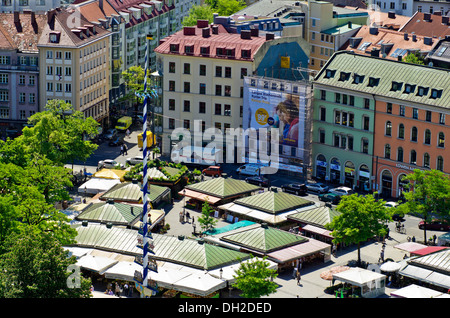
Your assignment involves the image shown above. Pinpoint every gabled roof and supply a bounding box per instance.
[100,181,170,203]
[75,0,121,24]
[185,177,261,199]
[340,25,437,61]
[233,190,314,214]
[76,200,142,225]
[314,51,450,108]
[220,224,308,253]
[287,205,341,228]
[399,12,450,38]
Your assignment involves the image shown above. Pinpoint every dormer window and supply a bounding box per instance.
[368,77,380,87]
[200,46,210,56]
[226,48,235,58]
[325,69,336,79]
[391,81,403,91]
[353,74,364,84]
[49,32,60,43]
[403,84,416,94]
[216,47,225,57]
[338,72,351,81]
[170,43,179,53]
[430,89,442,99]
[185,45,194,55]
[416,86,429,97]
[241,49,251,59]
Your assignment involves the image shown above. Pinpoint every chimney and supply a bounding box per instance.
[442,16,449,25]
[202,27,210,37]
[424,13,431,21]
[183,26,196,35]
[197,19,209,28]
[388,11,396,19]
[404,32,408,40]
[412,33,417,41]
[266,32,274,41]
[369,27,378,35]
[397,55,402,61]
[250,28,259,37]
[371,48,380,57]
[424,36,433,45]
[241,29,251,39]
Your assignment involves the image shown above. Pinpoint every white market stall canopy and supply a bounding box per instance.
[391,284,450,298]
[332,267,386,298]
[78,178,121,195]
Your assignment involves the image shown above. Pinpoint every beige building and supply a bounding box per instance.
[38,8,112,129]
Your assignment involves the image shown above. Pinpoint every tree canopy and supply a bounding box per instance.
[182,0,246,26]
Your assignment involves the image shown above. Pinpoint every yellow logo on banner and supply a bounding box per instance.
[255,108,269,125]
[281,56,290,68]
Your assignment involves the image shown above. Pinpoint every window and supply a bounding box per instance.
[437,156,444,171]
[240,68,247,79]
[439,113,445,125]
[411,127,418,142]
[399,105,405,116]
[65,67,71,76]
[199,83,206,95]
[215,85,221,96]
[0,74,7,84]
[56,82,62,92]
[386,103,392,114]
[410,150,417,165]
[398,124,404,139]
[364,98,370,109]
[19,92,25,103]
[199,102,206,114]
[65,83,71,92]
[215,104,221,115]
[168,118,175,129]
[320,90,326,100]
[0,56,10,64]
[385,121,392,136]
[0,90,9,101]
[199,65,206,76]
[412,108,418,119]
[19,75,25,85]
[215,66,222,77]
[183,82,190,93]
[169,80,175,91]
[438,132,445,147]
[224,104,231,116]
[46,82,53,92]
[320,107,326,121]
[169,62,175,73]
[319,129,325,143]
[335,93,341,103]
[417,86,429,97]
[334,110,341,125]
[363,116,369,130]
[225,67,231,78]
[391,81,402,91]
[404,84,415,94]
[385,144,391,159]
[168,99,175,111]
[183,63,190,74]
[423,153,430,168]
[46,66,53,75]
[424,129,431,145]
[426,111,432,122]
[397,147,403,162]
[362,138,369,154]
[224,85,231,97]
[183,100,190,112]
[65,51,71,60]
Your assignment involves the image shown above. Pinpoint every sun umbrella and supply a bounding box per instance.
[380,261,402,273]
[320,266,350,281]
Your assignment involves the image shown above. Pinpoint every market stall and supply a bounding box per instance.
[332,267,386,298]
[78,178,121,195]
[390,284,450,298]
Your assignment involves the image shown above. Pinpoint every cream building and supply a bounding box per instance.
[38,7,112,129]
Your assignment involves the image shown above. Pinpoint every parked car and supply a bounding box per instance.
[98,159,124,170]
[126,155,145,166]
[305,182,329,194]
[318,193,342,204]
[202,166,222,177]
[236,164,262,176]
[385,201,398,208]
[245,176,270,187]
[418,220,450,231]
[281,183,307,196]
[104,128,117,140]
[329,186,354,196]
[108,136,122,147]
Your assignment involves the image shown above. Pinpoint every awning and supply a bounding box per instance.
[411,246,448,256]
[76,254,118,273]
[179,189,222,204]
[267,237,331,263]
[394,242,427,253]
[101,261,143,281]
[390,284,445,298]
[399,264,450,289]
[301,224,334,239]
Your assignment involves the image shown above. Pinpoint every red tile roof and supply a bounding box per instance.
[154,23,269,61]
[399,12,450,38]
[340,25,437,61]
[76,0,120,23]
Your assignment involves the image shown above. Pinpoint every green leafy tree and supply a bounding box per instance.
[326,193,390,265]
[197,200,218,234]
[232,256,278,298]
[397,169,450,243]
[182,4,215,26]
[402,52,425,65]
[214,0,246,16]
[19,100,98,166]
[0,229,92,298]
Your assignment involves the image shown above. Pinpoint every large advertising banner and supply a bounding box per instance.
[243,78,306,159]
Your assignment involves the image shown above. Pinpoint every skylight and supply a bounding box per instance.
[358,42,371,51]
[391,48,407,58]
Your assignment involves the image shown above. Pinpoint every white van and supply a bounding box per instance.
[236,164,261,176]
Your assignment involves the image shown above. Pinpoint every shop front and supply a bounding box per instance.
[344,161,355,188]
[358,164,371,193]
[330,157,341,185]
[315,154,327,180]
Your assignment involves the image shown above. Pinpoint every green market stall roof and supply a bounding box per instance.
[185,177,261,199]
[99,180,170,204]
[233,190,314,214]
[72,223,251,270]
[76,200,142,226]
[287,205,341,228]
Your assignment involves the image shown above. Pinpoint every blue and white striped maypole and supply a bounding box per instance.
[141,33,153,295]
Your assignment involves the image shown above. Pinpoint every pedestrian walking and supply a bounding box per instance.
[120,145,124,156]
[128,284,134,297]
[296,271,301,286]
[123,283,129,296]
[115,282,121,297]
[332,244,337,257]
[179,211,183,223]
[186,211,190,223]
[126,129,130,139]
[123,143,128,155]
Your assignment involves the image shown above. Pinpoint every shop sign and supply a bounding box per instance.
[316,160,327,167]
[359,170,371,178]
[396,163,423,171]
[330,164,340,171]
[344,167,355,175]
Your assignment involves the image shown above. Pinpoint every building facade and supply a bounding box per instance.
[0,11,47,139]
[313,51,450,199]
[38,8,112,129]
[0,0,61,13]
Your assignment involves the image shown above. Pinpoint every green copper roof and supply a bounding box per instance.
[314,51,450,108]
[186,177,261,199]
[76,201,142,225]
[100,181,170,203]
[234,191,314,214]
[287,206,341,228]
[221,225,308,253]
